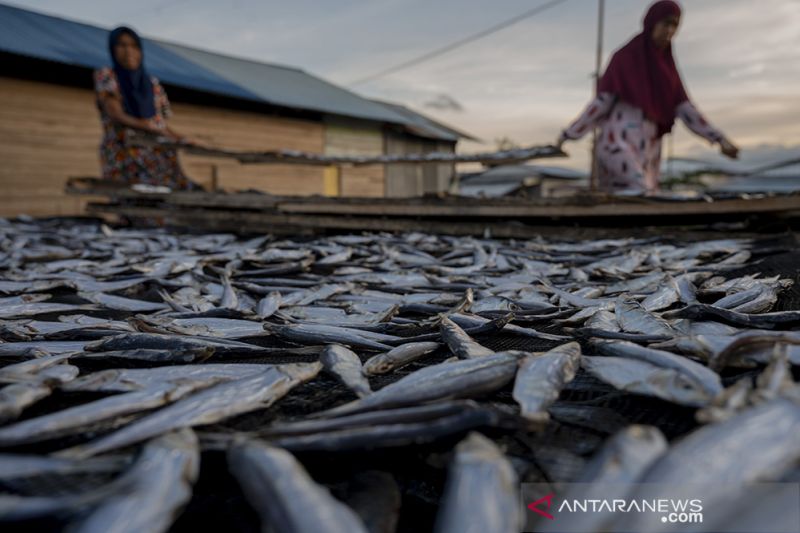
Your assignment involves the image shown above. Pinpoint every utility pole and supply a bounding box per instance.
[590,0,605,191]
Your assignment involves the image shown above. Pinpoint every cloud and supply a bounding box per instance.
[423,94,464,112]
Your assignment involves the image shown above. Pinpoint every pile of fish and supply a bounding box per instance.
[0,217,798,532]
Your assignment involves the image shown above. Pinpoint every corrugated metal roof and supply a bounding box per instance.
[0,3,469,140]
[373,100,478,142]
[0,4,259,100]
[460,164,587,184]
[157,41,406,125]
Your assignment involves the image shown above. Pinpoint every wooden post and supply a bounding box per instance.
[590,0,605,191]
[210,164,219,191]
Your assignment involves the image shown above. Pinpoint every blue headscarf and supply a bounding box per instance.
[108,26,156,119]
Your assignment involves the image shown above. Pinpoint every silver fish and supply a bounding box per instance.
[228,440,369,533]
[219,274,239,310]
[579,425,667,483]
[449,313,570,342]
[539,426,668,533]
[696,378,753,424]
[731,284,780,314]
[581,356,715,407]
[0,340,88,356]
[712,285,765,309]
[85,332,273,356]
[268,323,398,351]
[265,403,500,452]
[321,352,526,417]
[615,298,674,337]
[584,309,619,332]
[512,342,581,423]
[664,303,800,329]
[440,317,494,359]
[68,429,199,533]
[61,364,270,393]
[710,331,800,370]
[0,454,127,480]
[615,398,800,532]
[363,341,440,375]
[593,340,723,398]
[640,281,678,312]
[62,362,321,458]
[75,347,215,364]
[0,380,214,447]
[0,364,78,423]
[77,291,168,312]
[320,344,372,398]
[256,291,281,318]
[434,432,520,533]
[0,354,72,381]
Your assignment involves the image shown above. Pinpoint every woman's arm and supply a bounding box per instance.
[558,92,616,146]
[98,94,162,134]
[677,101,739,159]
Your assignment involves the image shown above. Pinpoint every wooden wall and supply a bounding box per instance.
[324,117,385,197]
[0,77,327,217]
[0,77,101,216]
[385,132,454,197]
[169,102,325,195]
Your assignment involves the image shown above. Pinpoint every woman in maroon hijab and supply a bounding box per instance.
[558,0,739,193]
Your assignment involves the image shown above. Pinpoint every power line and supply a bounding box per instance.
[347,0,568,87]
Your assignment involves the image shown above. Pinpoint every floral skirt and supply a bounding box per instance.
[100,139,199,191]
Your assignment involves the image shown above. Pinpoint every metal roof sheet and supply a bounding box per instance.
[157,41,407,124]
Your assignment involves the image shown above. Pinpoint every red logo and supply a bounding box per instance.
[528,493,555,520]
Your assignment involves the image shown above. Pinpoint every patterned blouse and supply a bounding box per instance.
[560,93,725,193]
[93,67,196,190]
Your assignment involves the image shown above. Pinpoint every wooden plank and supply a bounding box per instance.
[274,195,800,218]
[86,203,786,240]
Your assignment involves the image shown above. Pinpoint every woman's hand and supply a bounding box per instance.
[719,138,739,159]
[555,133,567,152]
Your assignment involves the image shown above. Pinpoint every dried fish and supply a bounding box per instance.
[615,398,800,532]
[68,429,199,533]
[268,323,397,351]
[615,298,674,337]
[77,291,168,312]
[581,356,715,407]
[321,352,526,417]
[255,291,281,318]
[228,440,369,533]
[539,426,668,533]
[74,347,214,364]
[0,454,127,480]
[434,432,520,533]
[320,344,372,398]
[363,341,440,375]
[0,380,212,446]
[61,364,270,393]
[593,340,723,397]
[0,364,78,423]
[512,342,581,423]
[84,332,275,356]
[665,303,800,329]
[62,362,321,458]
[440,316,494,359]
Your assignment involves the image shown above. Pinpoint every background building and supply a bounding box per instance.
[0,4,474,216]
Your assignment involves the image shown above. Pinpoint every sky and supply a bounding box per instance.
[10,0,800,170]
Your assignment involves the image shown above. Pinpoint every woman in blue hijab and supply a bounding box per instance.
[94,26,199,190]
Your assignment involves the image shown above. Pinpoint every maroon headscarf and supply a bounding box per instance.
[598,0,688,137]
